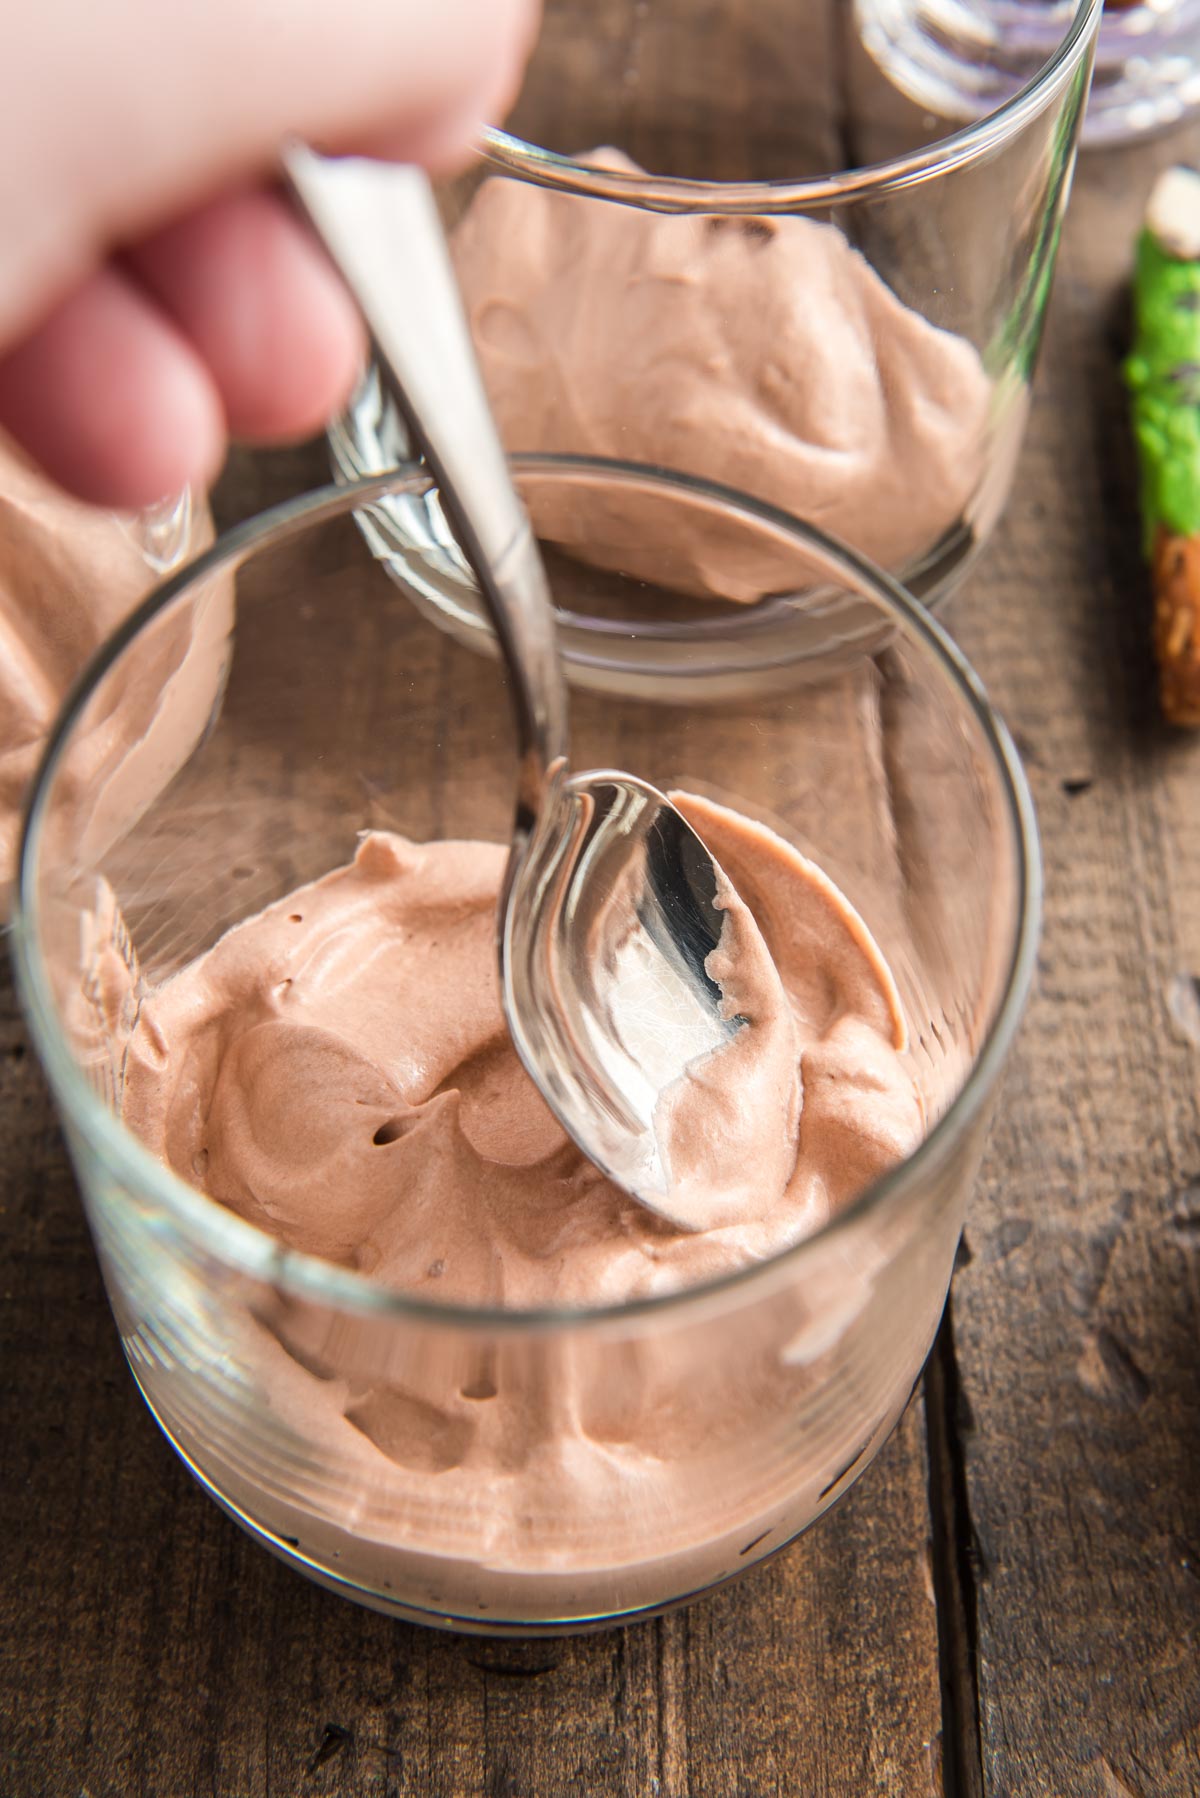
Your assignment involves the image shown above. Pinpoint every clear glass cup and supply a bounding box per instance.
[331,0,1098,701]
[12,461,1040,1633]
[861,0,1196,147]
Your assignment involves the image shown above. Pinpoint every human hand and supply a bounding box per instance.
[0,0,539,509]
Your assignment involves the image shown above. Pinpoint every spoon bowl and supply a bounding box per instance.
[505,769,743,1226]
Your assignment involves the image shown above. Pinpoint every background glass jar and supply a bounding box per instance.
[13,462,1040,1632]
[860,0,1197,147]
[331,0,1099,701]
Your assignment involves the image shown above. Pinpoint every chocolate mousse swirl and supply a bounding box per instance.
[123,795,923,1306]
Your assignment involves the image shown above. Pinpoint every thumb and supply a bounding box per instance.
[0,0,540,351]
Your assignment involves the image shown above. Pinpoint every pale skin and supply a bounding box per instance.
[0,0,540,509]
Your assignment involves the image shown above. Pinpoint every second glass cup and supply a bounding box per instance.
[14,460,1039,1632]
[332,0,1099,699]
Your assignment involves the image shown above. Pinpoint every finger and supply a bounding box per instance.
[1,0,540,349]
[126,186,365,444]
[0,264,225,511]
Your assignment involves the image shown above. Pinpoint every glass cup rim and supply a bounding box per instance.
[480,0,1101,213]
[12,456,1043,1333]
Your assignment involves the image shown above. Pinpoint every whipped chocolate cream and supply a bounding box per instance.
[123,796,922,1303]
[114,799,934,1619]
[450,151,992,601]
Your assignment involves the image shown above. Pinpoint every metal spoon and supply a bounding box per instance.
[284,145,747,1228]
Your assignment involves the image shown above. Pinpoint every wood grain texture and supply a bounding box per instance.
[944,137,1200,1798]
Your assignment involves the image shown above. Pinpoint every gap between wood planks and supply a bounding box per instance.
[925,1293,986,1798]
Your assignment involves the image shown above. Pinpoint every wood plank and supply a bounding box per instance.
[943,131,1200,1798]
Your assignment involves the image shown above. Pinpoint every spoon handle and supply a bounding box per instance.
[282,142,568,829]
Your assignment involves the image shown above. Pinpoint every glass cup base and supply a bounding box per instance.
[141,1360,914,1637]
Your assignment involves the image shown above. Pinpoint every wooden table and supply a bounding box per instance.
[3,28,1200,1798]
